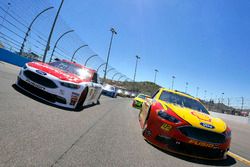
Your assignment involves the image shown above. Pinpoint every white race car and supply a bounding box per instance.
[16,59,103,110]
[124,90,131,97]
[102,84,117,98]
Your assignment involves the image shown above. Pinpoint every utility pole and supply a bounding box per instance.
[133,55,140,82]
[241,97,244,112]
[185,82,188,93]
[171,76,175,90]
[154,69,159,84]
[133,55,140,92]
[208,98,212,111]
[217,97,220,112]
[196,87,199,97]
[204,90,207,101]
[103,28,117,83]
[220,93,224,113]
[43,0,64,62]
[221,93,224,104]
[210,93,213,100]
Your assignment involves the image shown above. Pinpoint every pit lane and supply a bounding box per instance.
[0,62,249,167]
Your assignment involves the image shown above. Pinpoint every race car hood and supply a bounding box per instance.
[134,97,145,103]
[27,62,89,83]
[162,102,227,133]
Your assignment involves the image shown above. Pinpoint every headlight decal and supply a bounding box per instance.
[157,110,180,123]
[60,82,80,89]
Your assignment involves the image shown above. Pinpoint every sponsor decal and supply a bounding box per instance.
[26,79,45,90]
[29,62,92,83]
[160,123,172,131]
[35,70,47,75]
[89,89,97,101]
[200,122,215,129]
[70,92,80,105]
[188,139,215,148]
[191,111,211,122]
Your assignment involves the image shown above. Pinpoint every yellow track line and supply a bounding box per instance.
[227,151,250,166]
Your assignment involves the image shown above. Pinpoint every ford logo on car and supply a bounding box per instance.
[200,122,215,129]
[35,70,47,75]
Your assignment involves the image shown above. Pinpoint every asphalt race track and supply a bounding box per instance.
[0,62,249,167]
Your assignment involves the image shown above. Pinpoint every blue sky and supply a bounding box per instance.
[2,0,249,100]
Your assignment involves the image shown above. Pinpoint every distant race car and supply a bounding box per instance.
[16,59,103,110]
[117,88,127,97]
[116,88,123,96]
[139,88,231,160]
[130,92,137,98]
[102,84,117,98]
[132,94,150,109]
[124,90,131,97]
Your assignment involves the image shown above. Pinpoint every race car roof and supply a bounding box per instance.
[161,88,198,101]
[61,59,96,73]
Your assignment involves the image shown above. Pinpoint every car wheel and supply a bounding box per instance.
[96,100,100,105]
[75,87,88,111]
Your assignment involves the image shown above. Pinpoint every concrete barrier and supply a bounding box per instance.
[209,111,249,124]
[0,48,31,67]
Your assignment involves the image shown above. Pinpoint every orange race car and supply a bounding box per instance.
[139,88,231,160]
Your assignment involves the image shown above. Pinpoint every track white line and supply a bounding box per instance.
[227,151,250,166]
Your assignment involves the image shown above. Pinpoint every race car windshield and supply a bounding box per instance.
[138,94,147,99]
[50,61,92,79]
[159,91,209,114]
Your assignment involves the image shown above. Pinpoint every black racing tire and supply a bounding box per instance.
[75,87,88,111]
[96,99,100,105]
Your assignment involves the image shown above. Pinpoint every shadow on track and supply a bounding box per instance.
[12,84,99,112]
[145,140,237,166]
